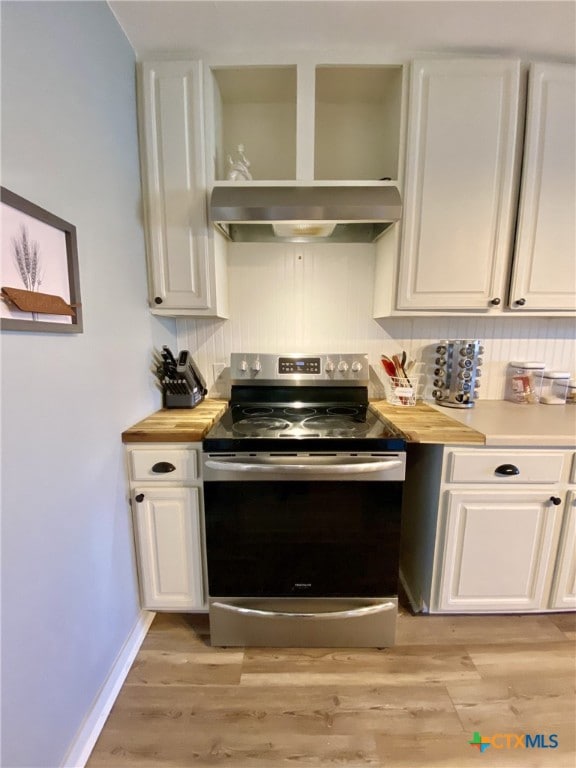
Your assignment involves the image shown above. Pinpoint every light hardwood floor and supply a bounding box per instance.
[87,607,576,767]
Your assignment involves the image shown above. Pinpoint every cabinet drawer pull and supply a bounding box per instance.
[550,496,562,506]
[135,493,145,503]
[152,461,176,474]
[494,463,520,476]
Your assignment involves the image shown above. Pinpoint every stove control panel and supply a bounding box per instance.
[230,353,368,384]
[278,357,321,374]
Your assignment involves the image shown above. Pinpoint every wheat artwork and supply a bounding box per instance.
[12,224,42,319]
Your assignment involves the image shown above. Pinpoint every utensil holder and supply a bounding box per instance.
[387,375,421,407]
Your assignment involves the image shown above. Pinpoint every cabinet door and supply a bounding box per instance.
[397,59,521,310]
[132,486,205,611]
[436,490,563,612]
[549,492,576,610]
[509,63,576,311]
[139,61,228,316]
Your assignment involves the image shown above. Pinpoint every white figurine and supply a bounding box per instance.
[226,144,252,181]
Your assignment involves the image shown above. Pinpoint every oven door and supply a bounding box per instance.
[203,452,404,647]
[203,453,405,599]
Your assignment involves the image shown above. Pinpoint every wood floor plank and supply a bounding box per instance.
[93,682,464,736]
[396,612,568,645]
[547,612,576,638]
[447,675,576,732]
[465,641,576,679]
[88,731,381,767]
[240,646,481,686]
[140,613,211,653]
[123,649,243,686]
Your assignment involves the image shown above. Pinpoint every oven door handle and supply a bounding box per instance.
[204,459,402,474]
[211,601,396,620]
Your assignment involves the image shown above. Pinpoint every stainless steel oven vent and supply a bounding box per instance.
[209,185,402,243]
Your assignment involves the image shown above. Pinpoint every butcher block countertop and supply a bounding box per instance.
[370,401,485,444]
[122,399,228,443]
[122,399,575,447]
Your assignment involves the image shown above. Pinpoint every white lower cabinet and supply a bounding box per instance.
[549,491,576,609]
[126,443,207,611]
[400,445,575,614]
[133,486,204,611]
[437,490,563,612]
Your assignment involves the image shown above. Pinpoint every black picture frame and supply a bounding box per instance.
[0,187,83,333]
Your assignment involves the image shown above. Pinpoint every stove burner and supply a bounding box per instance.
[234,417,291,435]
[327,406,361,416]
[302,416,370,434]
[283,407,316,417]
[242,406,274,416]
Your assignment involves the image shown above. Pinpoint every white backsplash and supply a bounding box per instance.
[177,243,576,400]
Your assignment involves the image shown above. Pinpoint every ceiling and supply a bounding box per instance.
[108,0,576,61]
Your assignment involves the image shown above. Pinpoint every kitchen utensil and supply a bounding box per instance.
[381,356,397,378]
[393,352,412,385]
[162,345,178,366]
[177,350,207,396]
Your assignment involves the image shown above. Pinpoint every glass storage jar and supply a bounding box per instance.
[540,371,570,405]
[567,379,576,404]
[505,361,545,404]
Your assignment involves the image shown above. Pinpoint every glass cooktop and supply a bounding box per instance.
[203,402,405,452]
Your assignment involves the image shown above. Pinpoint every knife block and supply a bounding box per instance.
[164,390,204,409]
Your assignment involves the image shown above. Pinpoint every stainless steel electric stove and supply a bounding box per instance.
[202,353,406,647]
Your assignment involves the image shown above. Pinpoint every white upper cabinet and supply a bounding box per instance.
[138,61,228,317]
[382,58,576,317]
[509,63,576,312]
[205,64,405,184]
[396,58,522,312]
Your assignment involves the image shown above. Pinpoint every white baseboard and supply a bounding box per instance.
[61,610,155,768]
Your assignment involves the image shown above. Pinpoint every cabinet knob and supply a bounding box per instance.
[494,463,520,476]
[514,298,526,306]
[135,493,145,502]
[152,461,176,474]
[154,296,163,305]
[550,496,562,506]
[490,297,501,306]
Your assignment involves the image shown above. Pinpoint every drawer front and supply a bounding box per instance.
[129,448,198,482]
[446,450,564,484]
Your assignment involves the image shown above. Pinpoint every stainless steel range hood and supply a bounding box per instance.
[209,185,402,243]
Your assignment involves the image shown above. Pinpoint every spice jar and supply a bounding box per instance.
[505,361,545,404]
[567,380,576,404]
[540,371,570,405]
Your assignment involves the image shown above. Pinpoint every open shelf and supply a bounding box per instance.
[209,63,404,184]
[314,66,403,181]
[211,66,297,181]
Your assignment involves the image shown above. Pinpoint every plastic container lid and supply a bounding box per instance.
[509,361,545,369]
[541,371,570,379]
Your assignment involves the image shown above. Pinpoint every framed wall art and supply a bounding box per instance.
[1,187,83,333]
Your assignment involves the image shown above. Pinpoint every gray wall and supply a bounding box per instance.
[0,2,176,765]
